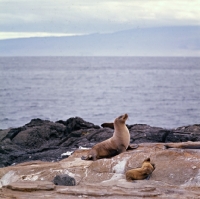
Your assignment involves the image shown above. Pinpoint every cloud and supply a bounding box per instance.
[0,0,200,37]
[0,32,84,40]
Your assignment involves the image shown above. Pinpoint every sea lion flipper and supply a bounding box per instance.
[81,154,95,161]
[127,144,139,150]
[81,156,87,160]
[101,122,114,129]
[164,144,171,149]
[146,174,151,180]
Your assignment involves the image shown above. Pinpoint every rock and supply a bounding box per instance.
[0,117,200,168]
[12,119,66,149]
[56,117,100,132]
[129,124,169,143]
[0,142,200,198]
[0,117,101,167]
[53,174,76,186]
[0,118,200,198]
[165,124,200,142]
[0,119,67,167]
[1,127,25,141]
[5,181,55,191]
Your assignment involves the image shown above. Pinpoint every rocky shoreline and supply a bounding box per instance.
[0,117,200,198]
[0,117,200,168]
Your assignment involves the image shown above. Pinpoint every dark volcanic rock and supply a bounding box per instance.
[0,117,101,167]
[56,117,100,133]
[1,127,26,141]
[12,119,66,149]
[129,124,170,143]
[0,119,66,167]
[165,124,200,142]
[53,174,76,186]
[60,128,114,148]
[0,117,200,168]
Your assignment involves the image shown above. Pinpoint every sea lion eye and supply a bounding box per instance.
[118,115,123,119]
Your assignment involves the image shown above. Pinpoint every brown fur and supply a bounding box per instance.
[101,122,114,129]
[126,158,155,181]
[81,113,131,161]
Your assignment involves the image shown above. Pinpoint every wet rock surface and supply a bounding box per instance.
[0,117,200,168]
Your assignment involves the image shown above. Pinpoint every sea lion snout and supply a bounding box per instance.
[124,113,128,120]
[151,163,156,170]
[117,113,128,121]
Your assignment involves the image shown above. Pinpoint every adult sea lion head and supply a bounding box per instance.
[114,113,128,126]
[115,113,128,122]
[113,113,130,148]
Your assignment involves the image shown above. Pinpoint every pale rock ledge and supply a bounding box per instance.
[0,142,200,198]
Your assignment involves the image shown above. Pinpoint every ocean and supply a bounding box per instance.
[0,56,200,129]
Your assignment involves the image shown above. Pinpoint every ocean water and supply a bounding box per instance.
[0,56,200,129]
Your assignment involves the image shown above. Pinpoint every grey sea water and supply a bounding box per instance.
[0,56,200,129]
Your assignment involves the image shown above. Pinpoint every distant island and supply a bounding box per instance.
[0,26,199,56]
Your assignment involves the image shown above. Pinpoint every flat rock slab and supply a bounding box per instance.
[1,180,199,199]
[4,181,55,191]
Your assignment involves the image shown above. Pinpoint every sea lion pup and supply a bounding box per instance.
[126,158,155,181]
[81,113,137,161]
[165,141,200,149]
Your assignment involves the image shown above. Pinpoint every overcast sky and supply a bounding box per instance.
[0,0,200,40]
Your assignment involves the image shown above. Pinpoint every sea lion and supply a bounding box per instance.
[101,122,132,130]
[81,113,136,161]
[126,158,155,181]
[101,122,114,129]
[165,141,200,149]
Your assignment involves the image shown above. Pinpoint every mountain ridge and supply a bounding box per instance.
[0,26,199,56]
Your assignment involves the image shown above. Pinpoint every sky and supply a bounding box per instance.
[0,0,200,40]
